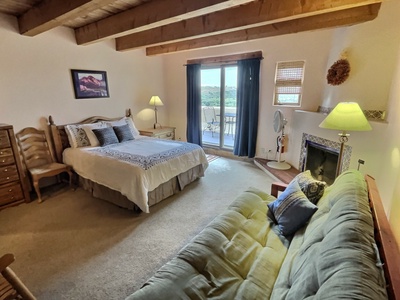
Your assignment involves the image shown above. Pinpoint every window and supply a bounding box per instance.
[273,61,305,106]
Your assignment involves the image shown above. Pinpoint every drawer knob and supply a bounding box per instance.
[1,160,5,163]
[4,169,7,172]
[6,177,9,180]
[8,188,13,192]
[11,196,14,200]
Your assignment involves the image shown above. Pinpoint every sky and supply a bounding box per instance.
[201,66,237,87]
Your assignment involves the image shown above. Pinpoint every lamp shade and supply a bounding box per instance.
[149,96,164,107]
[319,102,372,131]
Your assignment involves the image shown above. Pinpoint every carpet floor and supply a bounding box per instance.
[0,157,274,300]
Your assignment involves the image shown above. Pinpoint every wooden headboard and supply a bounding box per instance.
[48,109,132,163]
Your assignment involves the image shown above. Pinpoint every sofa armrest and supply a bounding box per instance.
[271,182,288,197]
[365,175,400,300]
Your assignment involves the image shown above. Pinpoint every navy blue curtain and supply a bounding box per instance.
[233,58,261,158]
[186,64,202,145]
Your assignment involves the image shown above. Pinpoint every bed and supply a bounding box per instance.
[48,109,208,212]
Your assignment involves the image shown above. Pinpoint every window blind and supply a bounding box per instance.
[274,61,305,106]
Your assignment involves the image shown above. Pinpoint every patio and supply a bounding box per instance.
[201,106,236,149]
[202,127,235,149]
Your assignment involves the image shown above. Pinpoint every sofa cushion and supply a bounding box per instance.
[267,180,318,236]
[270,170,387,300]
[127,187,291,300]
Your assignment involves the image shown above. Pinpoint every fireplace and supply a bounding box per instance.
[299,133,352,185]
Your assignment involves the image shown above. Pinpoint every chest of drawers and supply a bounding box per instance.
[0,124,30,209]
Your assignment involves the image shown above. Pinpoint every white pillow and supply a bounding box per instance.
[65,124,91,148]
[82,122,110,147]
[105,117,140,138]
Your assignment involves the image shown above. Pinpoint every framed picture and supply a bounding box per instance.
[71,69,110,99]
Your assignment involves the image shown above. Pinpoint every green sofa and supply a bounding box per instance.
[127,170,389,299]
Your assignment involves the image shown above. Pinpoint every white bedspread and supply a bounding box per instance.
[63,137,208,212]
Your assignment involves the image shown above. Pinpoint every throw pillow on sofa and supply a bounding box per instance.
[267,180,318,236]
[292,170,327,204]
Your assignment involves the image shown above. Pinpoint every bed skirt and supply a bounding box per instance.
[79,164,205,211]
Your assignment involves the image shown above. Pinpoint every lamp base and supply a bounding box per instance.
[266,161,291,170]
[153,123,162,129]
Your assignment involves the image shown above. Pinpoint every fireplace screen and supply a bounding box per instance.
[304,141,338,185]
[299,133,352,185]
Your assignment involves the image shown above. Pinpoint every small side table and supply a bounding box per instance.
[139,127,176,140]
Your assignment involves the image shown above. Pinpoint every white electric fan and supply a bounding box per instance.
[267,110,291,170]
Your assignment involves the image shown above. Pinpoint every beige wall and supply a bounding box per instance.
[321,0,400,110]
[0,13,166,133]
[381,37,400,245]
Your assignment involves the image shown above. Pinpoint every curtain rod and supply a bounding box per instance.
[184,51,263,66]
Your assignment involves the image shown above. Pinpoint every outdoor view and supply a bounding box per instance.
[201,66,237,149]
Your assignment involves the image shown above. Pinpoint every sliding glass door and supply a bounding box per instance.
[201,65,237,149]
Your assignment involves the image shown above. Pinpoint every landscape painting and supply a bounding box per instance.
[71,69,109,99]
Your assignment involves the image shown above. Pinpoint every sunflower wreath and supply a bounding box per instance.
[326,58,351,86]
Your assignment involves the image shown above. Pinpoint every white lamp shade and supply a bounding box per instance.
[319,102,372,132]
[149,96,164,107]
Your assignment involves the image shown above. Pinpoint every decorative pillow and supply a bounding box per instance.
[82,122,110,147]
[65,124,90,148]
[292,170,327,204]
[92,127,119,146]
[105,117,140,138]
[113,124,134,142]
[267,180,318,236]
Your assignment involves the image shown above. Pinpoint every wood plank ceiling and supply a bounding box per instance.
[0,0,383,56]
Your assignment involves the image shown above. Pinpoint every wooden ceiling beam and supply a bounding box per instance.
[75,0,256,45]
[19,0,116,36]
[146,4,381,56]
[116,0,382,51]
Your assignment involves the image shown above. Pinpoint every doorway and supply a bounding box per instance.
[201,65,237,149]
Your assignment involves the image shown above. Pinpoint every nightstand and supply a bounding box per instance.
[139,127,176,140]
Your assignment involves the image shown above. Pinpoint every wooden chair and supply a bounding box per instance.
[16,127,73,203]
[0,254,36,300]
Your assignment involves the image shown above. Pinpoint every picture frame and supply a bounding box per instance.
[71,69,110,99]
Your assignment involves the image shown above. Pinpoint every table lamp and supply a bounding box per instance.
[149,96,164,129]
[319,102,371,177]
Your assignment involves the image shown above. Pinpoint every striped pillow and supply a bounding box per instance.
[267,180,318,236]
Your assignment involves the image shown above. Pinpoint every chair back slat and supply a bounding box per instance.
[16,128,54,170]
[0,254,36,300]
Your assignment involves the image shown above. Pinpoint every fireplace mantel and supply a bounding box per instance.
[295,109,387,123]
